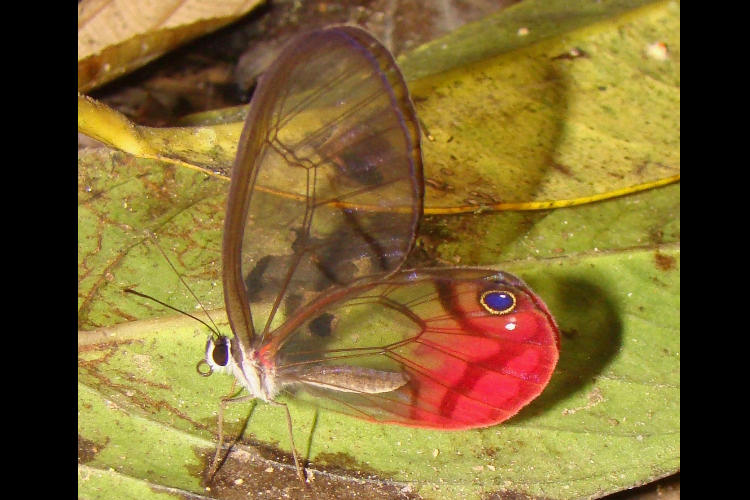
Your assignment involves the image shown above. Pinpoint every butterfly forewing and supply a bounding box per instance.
[224,27,423,348]
[273,268,559,429]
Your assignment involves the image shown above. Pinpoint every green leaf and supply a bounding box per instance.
[78,0,679,215]
[408,0,679,211]
[78,243,679,499]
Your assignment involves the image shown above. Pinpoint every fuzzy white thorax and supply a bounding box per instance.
[204,336,279,402]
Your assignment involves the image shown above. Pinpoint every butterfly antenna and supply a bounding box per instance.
[134,231,223,336]
[123,288,219,336]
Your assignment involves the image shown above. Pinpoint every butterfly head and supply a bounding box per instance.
[197,334,234,377]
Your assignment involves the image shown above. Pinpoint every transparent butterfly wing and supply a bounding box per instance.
[272,268,560,429]
[223,27,423,348]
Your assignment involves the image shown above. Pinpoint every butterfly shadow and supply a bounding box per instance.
[510,276,623,422]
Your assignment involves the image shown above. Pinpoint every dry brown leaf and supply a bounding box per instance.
[78,0,262,92]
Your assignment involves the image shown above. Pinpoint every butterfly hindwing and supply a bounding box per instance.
[272,268,560,429]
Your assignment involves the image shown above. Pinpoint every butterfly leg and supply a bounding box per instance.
[206,381,254,483]
[270,400,306,484]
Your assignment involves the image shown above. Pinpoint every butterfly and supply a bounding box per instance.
[200,25,560,482]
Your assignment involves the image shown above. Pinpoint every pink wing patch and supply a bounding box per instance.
[396,277,560,428]
[280,269,560,430]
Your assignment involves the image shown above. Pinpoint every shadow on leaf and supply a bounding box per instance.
[512,275,622,421]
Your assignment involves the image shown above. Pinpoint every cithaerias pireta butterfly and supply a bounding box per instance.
[200,25,560,481]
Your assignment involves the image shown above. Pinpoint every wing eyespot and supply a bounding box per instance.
[479,290,516,315]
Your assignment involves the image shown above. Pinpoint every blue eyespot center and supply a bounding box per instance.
[480,290,516,315]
